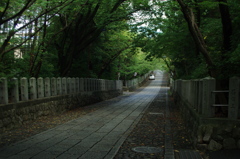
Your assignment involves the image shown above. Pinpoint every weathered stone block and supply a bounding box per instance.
[3,117,11,126]
[223,138,237,149]
[196,144,208,151]
[197,126,204,143]
[212,135,224,141]
[232,128,240,139]
[203,125,213,143]
[208,139,222,151]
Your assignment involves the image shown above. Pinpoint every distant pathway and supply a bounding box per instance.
[0,71,165,159]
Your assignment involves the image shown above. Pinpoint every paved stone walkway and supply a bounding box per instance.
[0,71,166,159]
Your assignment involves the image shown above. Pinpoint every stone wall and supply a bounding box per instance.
[0,90,122,130]
[124,72,151,92]
[174,93,240,151]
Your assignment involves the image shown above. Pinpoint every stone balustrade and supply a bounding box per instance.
[172,77,240,151]
[0,74,150,130]
[124,72,151,91]
[172,77,240,119]
[0,77,122,105]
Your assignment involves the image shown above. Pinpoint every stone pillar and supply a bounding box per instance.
[67,77,71,94]
[0,78,8,104]
[97,79,100,91]
[29,77,37,100]
[62,77,67,95]
[89,78,92,91]
[71,78,76,93]
[57,77,62,95]
[21,77,29,101]
[44,78,51,97]
[228,77,240,119]
[76,78,79,93]
[95,79,97,91]
[92,79,95,91]
[10,78,19,103]
[90,78,93,91]
[83,78,87,92]
[37,77,44,98]
[80,78,84,92]
[202,78,215,117]
[51,77,57,96]
[101,79,105,91]
[177,80,182,97]
[198,80,203,114]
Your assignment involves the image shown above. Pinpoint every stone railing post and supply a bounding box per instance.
[96,79,99,91]
[51,78,57,96]
[71,78,76,93]
[83,78,87,91]
[10,78,19,103]
[197,80,203,114]
[45,77,51,97]
[0,78,8,104]
[37,77,44,98]
[67,77,71,94]
[106,80,109,91]
[91,79,94,91]
[76,78,79,93]
[181,80,187,99]
[57,77,62,95]
[29,77,37,99]
[116,80,119,90]
[202,78,215,117]
[80,78,84,92]
[228,77,240,119]
[62,78,67,95]
[21,77,29,101]
[102,79,106,91]
[177,80,182,97]
[193,80,199,111]
[83,78,87,92]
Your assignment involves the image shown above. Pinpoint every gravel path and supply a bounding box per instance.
[114,86,197,159]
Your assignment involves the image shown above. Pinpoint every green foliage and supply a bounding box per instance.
[1,0,240,80]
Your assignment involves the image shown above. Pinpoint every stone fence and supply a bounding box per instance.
[0,74,150,130]
[172,77,240,151]
[0,77,122,105]
[124,72,151,91]
[0,77,124,130]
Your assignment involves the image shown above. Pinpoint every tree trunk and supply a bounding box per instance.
[176,0,217,78]
[218,0,232,53]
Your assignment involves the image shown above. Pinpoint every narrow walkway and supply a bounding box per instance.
[0,72,165,159]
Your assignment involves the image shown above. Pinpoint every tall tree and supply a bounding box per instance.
[176,0,216,77]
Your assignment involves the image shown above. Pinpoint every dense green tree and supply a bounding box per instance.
[1,0,240,80]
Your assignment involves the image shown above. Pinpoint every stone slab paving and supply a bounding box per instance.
[0,72,164,159]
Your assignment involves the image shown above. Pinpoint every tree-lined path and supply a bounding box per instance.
[0,71,169,159]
